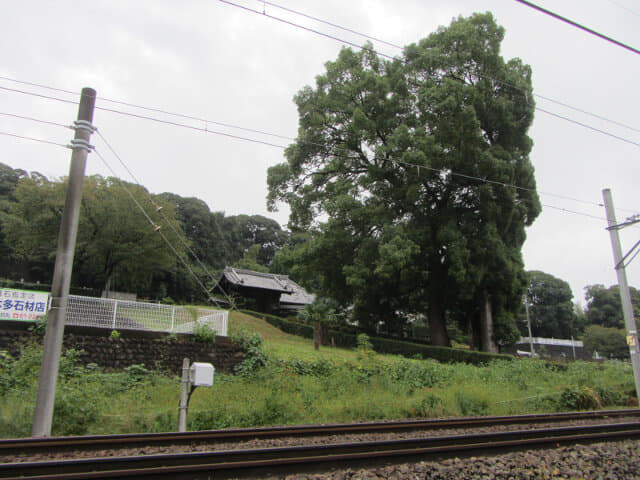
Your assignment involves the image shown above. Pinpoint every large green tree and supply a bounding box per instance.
[521,270,581,338]
[267,13,540,350]
[584,284,640,329]
[3,174,182,296]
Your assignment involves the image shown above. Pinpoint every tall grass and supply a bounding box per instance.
[0,324,636,438]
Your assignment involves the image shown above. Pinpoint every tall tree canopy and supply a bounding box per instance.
[267,13,540,350]
[585,284,640,329]
[521,270,581,338]
[0,163,291,303]
[2,174,183,296]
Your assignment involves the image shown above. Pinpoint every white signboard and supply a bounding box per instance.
[0,288,49,321]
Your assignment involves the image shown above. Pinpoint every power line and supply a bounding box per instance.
[0,86,288,148]
[0,111,70,130]
[95,105,288,148]
[95,130,239,310]
[0,76,296,142]
[219,0,640,141]
[1,84,635,215]
[258,0,403,49]
[390,157,607,210]
[219,0,395,60]
[93,147,237,309]
[243,6,640,135]
[514,0,640,55]
[0,130,68,149]
[536,107,640,148]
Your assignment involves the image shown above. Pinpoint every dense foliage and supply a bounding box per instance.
[584,284,640,329]
[268,13,540,350]
[0,164,289,303]
[521,270,583,338]
[582,325,629,360]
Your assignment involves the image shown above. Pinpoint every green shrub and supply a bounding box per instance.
[231,329,267,376]
[557,386,602,411]
[109,330,121,340]
[455,390,489,416]
[124,364,151,385]
[193,323,217,344]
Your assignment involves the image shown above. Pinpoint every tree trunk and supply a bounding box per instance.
[480,289,499,353]
[428,291,450,347]
[320,323,329,346]
[313,321,321,350]
[468,312,481,350]
[101,274,112,298]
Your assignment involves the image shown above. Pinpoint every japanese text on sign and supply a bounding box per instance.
[0,288,50,321]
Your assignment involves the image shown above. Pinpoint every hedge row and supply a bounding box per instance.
[0,278,100,297]
[240,310,512,365]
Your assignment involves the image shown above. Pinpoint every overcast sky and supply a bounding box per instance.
[1,0,639,304]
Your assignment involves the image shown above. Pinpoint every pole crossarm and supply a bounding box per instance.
[616,238,640,270]
[606,214,640,231]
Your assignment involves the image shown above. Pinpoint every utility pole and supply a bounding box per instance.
[32,88,96,437]
[602,188,640,406]
[524,294,535,355]
[178,357,190,432]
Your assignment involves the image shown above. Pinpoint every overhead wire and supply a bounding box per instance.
[0,86,288,149]
[1,85,638,216]
[257,0,403,49]
[93,146,238,310]
[219,0,395,60]
[0,130,68,149]
[94,130,239,310]
[0,75,296,142]
[514,0,640,55]
[218,0,640,142]
[0,111,71,130]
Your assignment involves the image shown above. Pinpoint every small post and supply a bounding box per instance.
[111,300,118,329]
[602,188,640,406]
[171,306,176,332]
[178,357,190,432]
[32,88,96,437]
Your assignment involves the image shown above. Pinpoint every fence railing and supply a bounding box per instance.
[65,295,228,336]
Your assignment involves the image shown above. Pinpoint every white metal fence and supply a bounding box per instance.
[65,295,228,336]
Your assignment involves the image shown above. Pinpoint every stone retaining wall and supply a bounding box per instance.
[0,321,244,373]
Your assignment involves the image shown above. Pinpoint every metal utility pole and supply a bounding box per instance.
[32,88,96,437]
[602,188,640,406]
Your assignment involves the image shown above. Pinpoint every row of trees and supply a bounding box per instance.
[522,271,640,338]
[0,163,289,302]
[521,271,638,359]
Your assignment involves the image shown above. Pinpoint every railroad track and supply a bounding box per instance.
[1,421,639,479]
[1,408,638,456]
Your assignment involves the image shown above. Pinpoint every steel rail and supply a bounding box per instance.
[1,422,639,479]
[0,408,638,456]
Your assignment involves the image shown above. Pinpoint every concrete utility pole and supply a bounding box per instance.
[32,88,96,437]
[178,357,191,432]
[602,188,640,406]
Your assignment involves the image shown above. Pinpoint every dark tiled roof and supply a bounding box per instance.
[222,267,293,293]
[221,267,314,306]
[278,277,316,306]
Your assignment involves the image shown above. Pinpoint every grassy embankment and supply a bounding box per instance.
[0,311,635,438]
